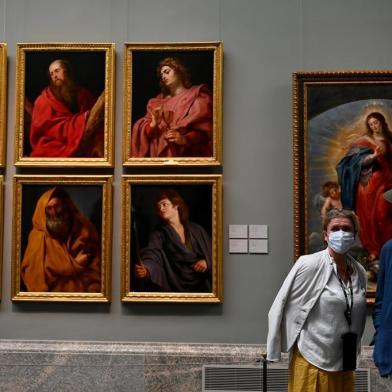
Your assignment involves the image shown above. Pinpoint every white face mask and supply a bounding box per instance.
[328,230,355,254]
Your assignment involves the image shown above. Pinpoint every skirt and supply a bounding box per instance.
[288,346,355,392]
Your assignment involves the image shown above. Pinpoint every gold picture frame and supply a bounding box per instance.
[0,44,7,167]
[14,43,115,167]
[121,174,223,302]
[293,70,392,303]
[123,42,223,166]
[12,175,112,302]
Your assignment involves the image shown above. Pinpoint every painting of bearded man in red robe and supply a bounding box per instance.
[28,59,105,158]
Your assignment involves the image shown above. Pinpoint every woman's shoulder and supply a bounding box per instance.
[350,256,366,272]
[295,249,329,273]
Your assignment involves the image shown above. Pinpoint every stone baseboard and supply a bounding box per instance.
[0,340,384,392]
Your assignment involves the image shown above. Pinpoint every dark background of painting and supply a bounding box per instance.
[23,51,106,155]
[131,50,214,124]
[307,83,392,119]
[25,51,106,102]
[130,184,213,292]
[20,184,103,291]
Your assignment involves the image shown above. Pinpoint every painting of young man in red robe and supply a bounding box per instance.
[24,54,105,158]
[130,51,214,159]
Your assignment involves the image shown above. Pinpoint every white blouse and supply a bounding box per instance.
[297,256,367,371]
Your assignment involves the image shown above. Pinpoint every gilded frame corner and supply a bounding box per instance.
[14,43,115,168]
[12,175,112,302]
[0,44,7,168]
[121,174,223,303]
[293,70,392,304]
[122,41,223,167]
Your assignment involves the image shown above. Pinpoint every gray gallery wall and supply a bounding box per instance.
[0,0,390,344]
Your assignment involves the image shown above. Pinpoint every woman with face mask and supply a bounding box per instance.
[267,209,367,392]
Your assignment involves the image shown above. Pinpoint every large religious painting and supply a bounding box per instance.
[293,71,392,303]
[123,42,223,166]
[12,175,112,302]
[14,43,115,167]
[121,174,223,302]
[0,44,7,167]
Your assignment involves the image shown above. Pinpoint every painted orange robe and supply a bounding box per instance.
[21,188,101,292]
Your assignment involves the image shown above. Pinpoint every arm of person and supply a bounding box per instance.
[361,143,386,166]
[148,107,162,130]
[192,259,208,273]
[267,260,304,362]
[135,229,166,280]
[166,128,208,146]
[267,253,331,362]
[373,247,387,335]
[144,108,163,140]
[20,231,49,292]
[320,197,331,218]
[74,249,90,266]
[135,261,150,279]
[166,87,212,146]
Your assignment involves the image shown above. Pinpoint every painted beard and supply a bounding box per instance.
[50,78,78,113]
[46,211,72,240]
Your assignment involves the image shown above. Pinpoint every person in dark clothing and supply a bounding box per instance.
[373,189,392,382]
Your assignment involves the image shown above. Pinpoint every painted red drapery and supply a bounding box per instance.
[355,138,392,258]
[131,84,213,157]
[30,86,96,157]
